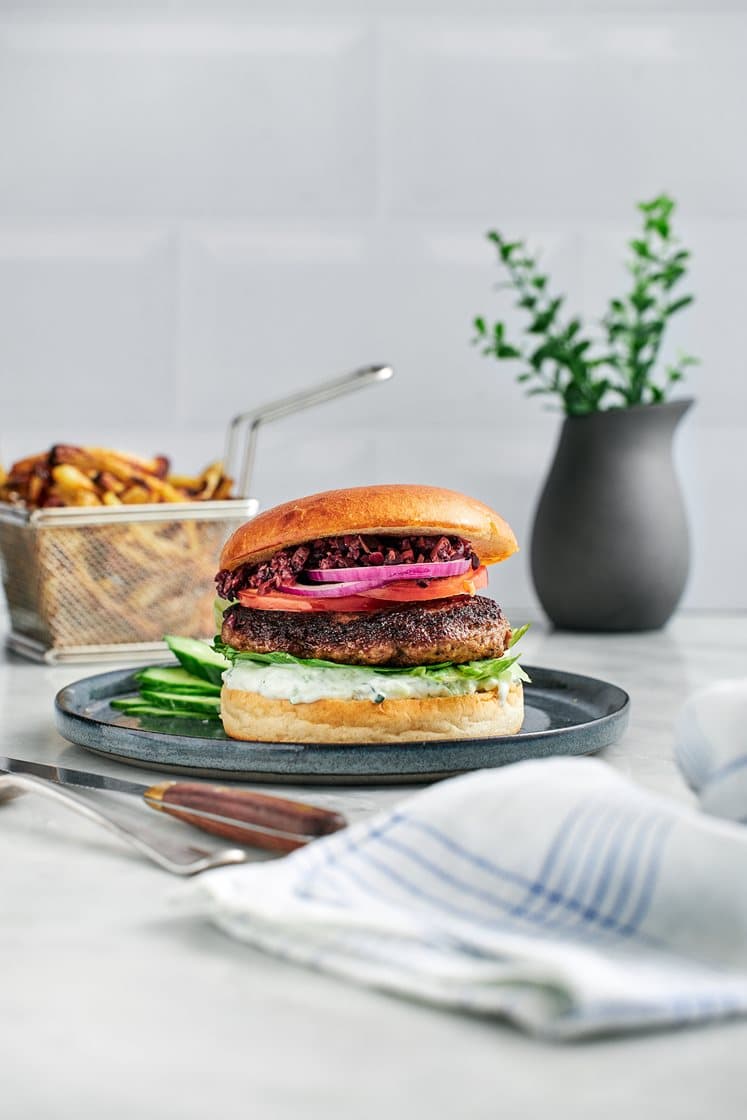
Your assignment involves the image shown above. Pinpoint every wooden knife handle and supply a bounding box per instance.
[143,781,347,854]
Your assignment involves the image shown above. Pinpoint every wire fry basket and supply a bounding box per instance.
[0,500,257,663]
[0,364,393,663]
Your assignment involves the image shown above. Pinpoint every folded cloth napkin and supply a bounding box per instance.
[675,678,747,823]
[184,757,747,1040]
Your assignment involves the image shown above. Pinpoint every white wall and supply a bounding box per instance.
[0,1,745,612]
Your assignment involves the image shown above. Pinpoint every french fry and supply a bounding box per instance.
[71,490,102,507]
[22,514,231,647]
[116,522,184,562]
[181,520,201,554]
[1,445,234,510]
[140,474,186,503]
[27,472,47,507]
[195,462,222,501]
[152,455,169,479]
[96,471,126,495]
[6,452,47,478]
[165,473,202,490]
[213,476,234,500]
[50,445,101,474]
[82,450,145,484]
[120,483,153,505]
[84,447,170,479]
[52,464,99,495]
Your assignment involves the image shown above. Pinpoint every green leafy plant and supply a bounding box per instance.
[472,195,697,415]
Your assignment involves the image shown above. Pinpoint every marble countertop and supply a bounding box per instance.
[3,612,747,1119]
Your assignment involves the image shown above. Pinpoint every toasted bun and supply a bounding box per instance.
[221,681,524,744]
[220,484,518,571]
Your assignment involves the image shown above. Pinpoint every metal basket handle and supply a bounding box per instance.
[224,364,394,498]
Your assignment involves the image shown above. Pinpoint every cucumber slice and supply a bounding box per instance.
[139,689,222,714]
[135,666,221,695]
[111,697,149,711]
[136,710,222,727]
[164,635,230,686]
[111,700,218,721]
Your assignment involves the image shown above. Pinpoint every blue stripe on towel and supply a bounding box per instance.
[704,752,747,787]
[303,813,664,947]
[293,813,403,907]
[396,808,666,943]
[509,803,597,918]
[290,795,676,952]
[559,989,747,1026]
[617,817,673,936]
[518,805,624,927]
[531,809,628,932]
[538,812,649,935]
[395,806,595,906]
[587,812,636,913]
[602,814,662,929]
[528,809,636,935]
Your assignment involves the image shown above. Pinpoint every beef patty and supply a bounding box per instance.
[221,595,511,667]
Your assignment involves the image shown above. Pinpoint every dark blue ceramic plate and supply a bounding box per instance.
[54,664,630,785]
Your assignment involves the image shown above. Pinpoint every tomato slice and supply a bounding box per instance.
[235,566,488,611]
[236,589,380,612]
[359,566,488,602]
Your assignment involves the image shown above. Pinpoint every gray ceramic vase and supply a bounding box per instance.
[530,398,693,632]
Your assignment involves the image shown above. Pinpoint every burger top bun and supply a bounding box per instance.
[219,484,518,571]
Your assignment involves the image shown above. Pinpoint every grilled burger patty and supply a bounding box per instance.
[221,595,512,668]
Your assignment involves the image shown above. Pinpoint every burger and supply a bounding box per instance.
[214,484,528,743]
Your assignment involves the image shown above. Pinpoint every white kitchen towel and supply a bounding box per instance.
[184,757,747,1040]
[675,678,747,823]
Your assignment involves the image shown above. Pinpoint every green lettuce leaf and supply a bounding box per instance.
[214,621,529,680]
[213,639,345,670]
[508,622,530,648]
[451,654,520,679]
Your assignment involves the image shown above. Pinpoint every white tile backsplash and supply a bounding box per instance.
[0,227,176,426]
[381,16,747,220]
[177,226,387,425]
[0,5,743,610]
[0,21,376,218]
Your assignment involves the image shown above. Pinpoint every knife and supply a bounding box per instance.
[0,755,347,854]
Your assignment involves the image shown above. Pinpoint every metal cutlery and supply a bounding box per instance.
[0,755,347,874]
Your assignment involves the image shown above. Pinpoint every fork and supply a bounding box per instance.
[0,772,251,875]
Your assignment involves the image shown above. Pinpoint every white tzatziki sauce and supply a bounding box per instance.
[223,662,514,705]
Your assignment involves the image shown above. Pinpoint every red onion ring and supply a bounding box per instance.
[278,577,389,598]
[306,558,472,584]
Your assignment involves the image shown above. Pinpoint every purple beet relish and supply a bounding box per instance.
[215,534,478,598]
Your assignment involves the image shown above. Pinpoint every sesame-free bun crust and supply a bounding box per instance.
[221,681,524,743]
[220,484,518,570]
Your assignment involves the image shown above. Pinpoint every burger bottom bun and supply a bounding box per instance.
[221,682,524,744]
